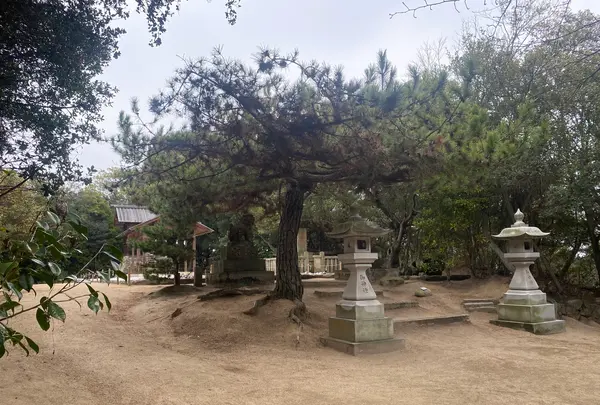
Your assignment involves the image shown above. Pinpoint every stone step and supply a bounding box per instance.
[393,314,469,327]
[314,290,384,298]
[463,301,495,309]
[462,298,500,304]
[465,306,497,313]
[490,319,566,335]
[384,301,419,310]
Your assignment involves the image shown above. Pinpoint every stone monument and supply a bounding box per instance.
[320,214,405,355]
[490,209,566,334]
[206,213,274,286]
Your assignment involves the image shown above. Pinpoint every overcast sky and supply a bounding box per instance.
[76,0,600,173]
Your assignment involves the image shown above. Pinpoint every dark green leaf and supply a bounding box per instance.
[48,245,65,261]
[87,295,101,314]
[34,227,49,243]
[4,265,19,282]
[8,330,23,344]
[30,258,46,268]
[47,211,60,225]
[18,273,33,291]
[36,221,49,231]
[47,262,61,276]
[0,343,5,358]
[17,341,29,356]
[101,293,112,312]
[6,282,23,300]
[25,242,39,255]
[0,262,17,276]
[25,336,39,354]
[66,212,82,225]
[97,271,110,283]
[85,283,98,297]
[110,260,121,271]
[33,270,54,288]
[0,300,21,312]
[102,251,120,262]
[104,245,124,261]
[67,220,88,236]
[47,301,66,322]
[115,270,128,282]
[36,308,50,331]
[35,229,66,252]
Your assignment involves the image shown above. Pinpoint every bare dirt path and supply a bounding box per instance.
[1,281,600,405]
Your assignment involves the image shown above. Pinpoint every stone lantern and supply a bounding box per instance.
[320,214,405,355]
[490,209,565,334]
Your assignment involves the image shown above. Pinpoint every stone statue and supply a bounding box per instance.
[226,213,258,260]
[227,213,255,244]
[206,212,272,286]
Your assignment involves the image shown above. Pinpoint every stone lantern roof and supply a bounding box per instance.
[326,214,391,239]
[492,209,549,240]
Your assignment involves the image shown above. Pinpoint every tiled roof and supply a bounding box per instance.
[112,205,157,224]
[119,215,214,238]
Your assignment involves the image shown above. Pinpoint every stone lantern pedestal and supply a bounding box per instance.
[320,215,405,355]
[490,210,565,335]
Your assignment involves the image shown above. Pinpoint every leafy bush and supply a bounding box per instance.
[141,256,174,283]
[0,212,125,358]
[420,258,445,276]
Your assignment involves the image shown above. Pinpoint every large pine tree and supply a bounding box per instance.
[114,48,443,300]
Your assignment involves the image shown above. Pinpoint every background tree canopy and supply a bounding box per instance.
[0,0,240,196]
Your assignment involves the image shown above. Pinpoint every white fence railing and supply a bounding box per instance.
[264,253,341,275]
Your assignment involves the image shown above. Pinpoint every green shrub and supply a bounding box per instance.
[141,256,174,283]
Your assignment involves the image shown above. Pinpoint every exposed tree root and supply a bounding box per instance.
[198,287,269,302]
[170,308,183,319]
[244,295,308,347]
[289,299,307,349]
[288,299,307,322]
[242,292,274,315]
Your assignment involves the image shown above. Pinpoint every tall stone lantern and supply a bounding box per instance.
[320,214,405,355]
[490,209,565,334]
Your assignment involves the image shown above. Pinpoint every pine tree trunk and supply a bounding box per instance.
[174,261,181,286]
[273,183,306,301]
[390,222,404,268]
[584,208,600,282]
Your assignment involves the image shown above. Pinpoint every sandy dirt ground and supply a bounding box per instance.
[2,278,600,405]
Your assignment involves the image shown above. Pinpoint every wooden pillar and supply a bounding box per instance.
[297,228,307,254]
[193,235,202,287]
[192,236,197,271]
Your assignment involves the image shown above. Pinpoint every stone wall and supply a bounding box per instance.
[552,297,600,323]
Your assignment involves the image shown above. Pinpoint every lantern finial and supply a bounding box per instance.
[514,209,525,226]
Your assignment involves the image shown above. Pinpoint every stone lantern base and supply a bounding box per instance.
[320,300,405,355]
[490,289,565,335]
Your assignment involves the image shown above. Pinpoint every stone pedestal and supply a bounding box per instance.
[322,214,402,354]
[321,253,404,355]
[206,258,274,286]
[321,299,404,355]
[490,260,565,335]
[490,209,565,335]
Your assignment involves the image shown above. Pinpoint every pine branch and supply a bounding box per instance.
[390,0,477,18]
